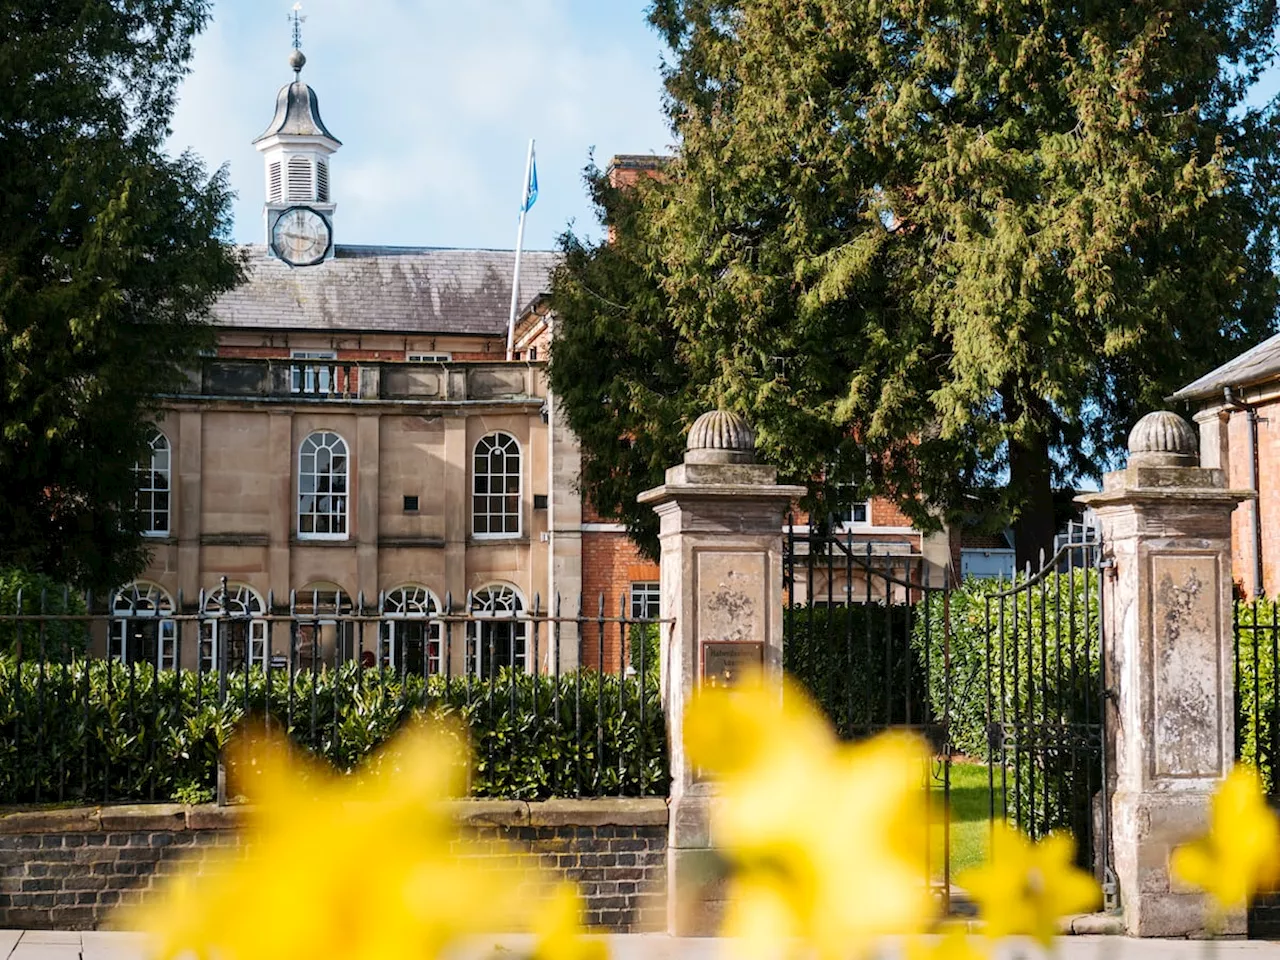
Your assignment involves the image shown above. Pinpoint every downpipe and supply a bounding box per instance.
[1224,387,1266,598]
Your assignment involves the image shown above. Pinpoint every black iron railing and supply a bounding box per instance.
[0,583,668,806]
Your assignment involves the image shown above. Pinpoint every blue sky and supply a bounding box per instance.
[167,1,673,252]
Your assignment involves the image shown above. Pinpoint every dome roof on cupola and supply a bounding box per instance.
[253,79,340,145]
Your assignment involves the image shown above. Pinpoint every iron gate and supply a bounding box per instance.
[1235,597,1280,937]
[981,525,1115,908]
[782,518,1113,915]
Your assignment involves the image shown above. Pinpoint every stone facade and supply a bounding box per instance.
[0,800,667,933]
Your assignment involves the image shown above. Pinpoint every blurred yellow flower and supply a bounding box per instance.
[533,883,607,960]
[1170,764,1280,912]
[685,676,935,960]
[130,721,547,960]
[906,927,989,960]
[956,824,1099,946]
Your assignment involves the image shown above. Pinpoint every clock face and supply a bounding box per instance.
[272,207,331,266]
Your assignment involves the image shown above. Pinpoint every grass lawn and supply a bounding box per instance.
[931,760,1004,879]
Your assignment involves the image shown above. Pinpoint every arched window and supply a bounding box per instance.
[468,584,527,677]
[135,430,170,536]
[287,156,312,201]
[110,582,176,669]
[472,432,521,537]
[380,585,442,675]
[200,584,268,672]
[298,431,348,539]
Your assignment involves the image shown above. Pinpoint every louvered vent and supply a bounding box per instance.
[287,156,312,201]
[268,162,283,203]
[316,160,330,202]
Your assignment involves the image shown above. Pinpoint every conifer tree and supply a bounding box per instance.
[550,0,1280,564]
[0,0,242,587]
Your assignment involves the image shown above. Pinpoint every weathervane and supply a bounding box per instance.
[288,2,306,75]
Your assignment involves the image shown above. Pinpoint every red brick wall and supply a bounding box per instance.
[580,531,658,671]
[1226,398,1280,598]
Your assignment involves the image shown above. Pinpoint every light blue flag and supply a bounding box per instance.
[522,149,538,213]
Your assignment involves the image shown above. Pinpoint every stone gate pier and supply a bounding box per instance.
[1080,410,1252,937]
[639,410,804,936]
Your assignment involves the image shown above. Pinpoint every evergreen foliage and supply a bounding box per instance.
[0,0,243,587]
[0,656,667,804]
[550,0,1280,562]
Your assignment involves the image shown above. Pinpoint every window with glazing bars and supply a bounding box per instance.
[135,430,170,535]
[472,432,521,536]
[630,582,660,620]
[298,431,348,538]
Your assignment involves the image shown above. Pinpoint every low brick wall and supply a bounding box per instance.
[0,798,668,933]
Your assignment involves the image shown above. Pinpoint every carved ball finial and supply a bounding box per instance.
[1127,410,1199,467]
[289,48,307,74]
[685,409,756,465]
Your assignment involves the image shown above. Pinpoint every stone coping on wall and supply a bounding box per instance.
[0,797,670,835]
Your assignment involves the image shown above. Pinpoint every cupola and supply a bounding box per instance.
[255,8,340,264]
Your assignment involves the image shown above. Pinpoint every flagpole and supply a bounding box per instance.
[506,138,535,362]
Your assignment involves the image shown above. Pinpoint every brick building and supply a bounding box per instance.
[1171,331,1280,598]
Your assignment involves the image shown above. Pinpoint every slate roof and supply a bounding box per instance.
[1169,330,1280,403]
[211,245,560,336]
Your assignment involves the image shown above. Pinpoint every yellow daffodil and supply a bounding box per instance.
[532,883,607,960]
[1171,764,1280,912]
[129,720,545,960]
[906,927,990,960]
[956,824,1099,946]
[685,676,935,960]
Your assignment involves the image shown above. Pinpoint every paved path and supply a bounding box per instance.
[5,931,1280,959]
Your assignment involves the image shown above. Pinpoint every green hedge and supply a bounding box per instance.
[0,656,668,804]
[1236,600,1280,793]
[784,605,930,739]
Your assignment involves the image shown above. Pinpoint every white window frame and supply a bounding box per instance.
[472,432,522,539]
[135,430,171,537]
[835,484,871,530]
[630,582,661,621]
[467,584,527,677]
[200,584,269,673]
[380,585,443,675]
[406,352,452,363]
[110,582,177,670]
[291,350,337,395]
[298,431,350,540]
